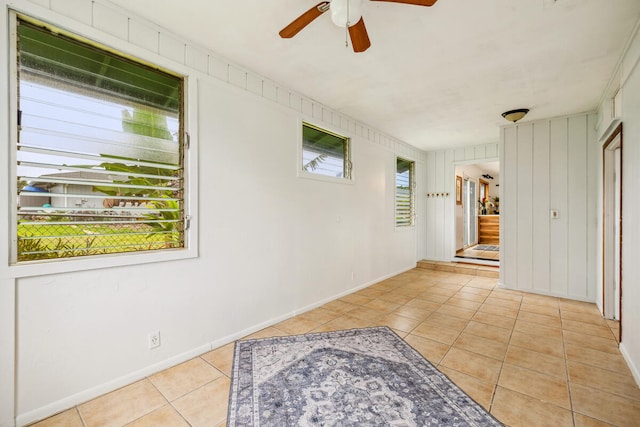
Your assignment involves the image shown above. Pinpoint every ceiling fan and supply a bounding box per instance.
[279,0,438,53]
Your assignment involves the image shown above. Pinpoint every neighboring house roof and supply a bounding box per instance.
[27,170,124,189]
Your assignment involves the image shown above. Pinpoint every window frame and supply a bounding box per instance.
[479,179,490,201]
[297,119,354,184]
[395,156,416,229]
[6,11,198,278]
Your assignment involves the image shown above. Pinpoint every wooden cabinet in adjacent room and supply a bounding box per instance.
[478,215,500,245]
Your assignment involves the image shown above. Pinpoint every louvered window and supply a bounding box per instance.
[302,123,351,179]
[396,158,415,227]
[15,19,185,262]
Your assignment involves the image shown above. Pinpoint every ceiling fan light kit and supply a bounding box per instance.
[501,108,530,123]
[279,0,438,53]
[331,0,364,27]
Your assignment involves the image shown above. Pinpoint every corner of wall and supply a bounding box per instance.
[620,342,640,388]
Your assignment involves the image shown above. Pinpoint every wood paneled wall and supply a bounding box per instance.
[500,114,599,301]
[423,143,499,261]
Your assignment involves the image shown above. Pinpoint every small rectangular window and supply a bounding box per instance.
[301,122,351,179]
[15,19,185,262]
[396,158,415,227]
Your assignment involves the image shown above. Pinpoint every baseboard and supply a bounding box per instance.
[497,282,596,303]
[15,265,416,427]
[619,342,640,388]
[15,309,304,427]
[291,264,417,317]
[15,343,211,427]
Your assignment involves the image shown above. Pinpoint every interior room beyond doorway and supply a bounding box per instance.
[454,161,500,264]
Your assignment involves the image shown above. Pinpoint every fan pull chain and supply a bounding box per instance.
[345,0,351,48]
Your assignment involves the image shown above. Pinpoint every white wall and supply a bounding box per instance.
[0,1,425,425]
[424,144,499,261]
[598,19,640,387]
[500,114,599,301]
[420,14,640,391]
[423,116,601,302]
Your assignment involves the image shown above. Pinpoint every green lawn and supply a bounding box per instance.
[17,222,181,261]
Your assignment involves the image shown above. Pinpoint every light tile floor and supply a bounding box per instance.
[30,267,639,427]
[456,245,500,261]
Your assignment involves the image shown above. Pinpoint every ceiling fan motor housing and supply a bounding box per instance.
[331,0,364,27]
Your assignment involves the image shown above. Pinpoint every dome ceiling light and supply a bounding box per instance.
[501,109,530,123]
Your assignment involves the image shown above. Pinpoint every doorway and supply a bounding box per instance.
[602,123,622,341]
[454,161,500,264]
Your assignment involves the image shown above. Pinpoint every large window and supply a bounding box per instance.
[301,122,351,180]
[15,19,185,262]
[396,158,415,227]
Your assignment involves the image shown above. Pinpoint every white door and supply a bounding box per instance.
[463,178,477,248]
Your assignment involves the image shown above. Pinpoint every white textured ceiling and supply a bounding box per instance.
[107,0,640,151]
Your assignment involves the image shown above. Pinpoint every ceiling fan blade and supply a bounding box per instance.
[349,18,371,53]
[370,0,438,6]
[279,2,330,38]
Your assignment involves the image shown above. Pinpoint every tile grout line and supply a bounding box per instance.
[75,406,88,427]
[31,268,640,427]
[559,307,579,427]
[486,293,521,416]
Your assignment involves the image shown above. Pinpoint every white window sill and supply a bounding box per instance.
[297,170,354,185]
[6,246,197,279]
[395,225,416,232]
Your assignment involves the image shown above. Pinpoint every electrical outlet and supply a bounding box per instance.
[148,331,161,349]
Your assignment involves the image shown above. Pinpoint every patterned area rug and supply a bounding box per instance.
[474,245,499,251]
[227,327,503,426]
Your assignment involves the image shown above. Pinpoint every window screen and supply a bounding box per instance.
[302,122,351,179]
[16,19,185,262]
[396,158,415,227]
